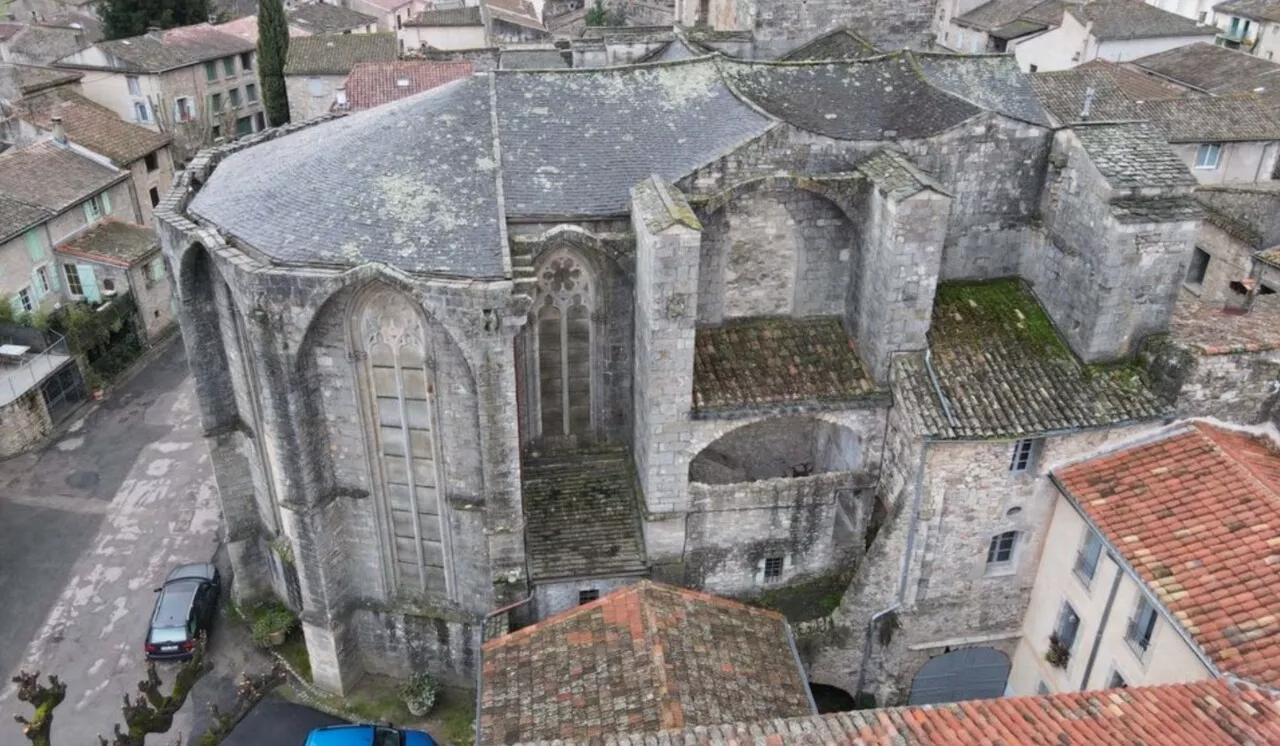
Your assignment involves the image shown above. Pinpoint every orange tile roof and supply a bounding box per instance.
[480,580,813,745]
[512,680,1280,745]
[341,61,473,112]
[1055,422,1280,688]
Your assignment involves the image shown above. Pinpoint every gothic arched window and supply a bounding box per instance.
[534,251,593,438]
[355,287,452,599]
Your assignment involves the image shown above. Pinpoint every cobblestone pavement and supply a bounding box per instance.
[0,341,229,744]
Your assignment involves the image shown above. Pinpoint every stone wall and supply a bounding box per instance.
[533,575,642,618]
[1142,335,1280,426]
[1190,221,1256,306]
[0,387,53,458]
[126,255,176,343]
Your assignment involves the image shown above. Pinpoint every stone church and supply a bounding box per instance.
[156,46,1275,702]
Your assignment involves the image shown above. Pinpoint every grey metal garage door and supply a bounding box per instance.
[907,647,1010,705]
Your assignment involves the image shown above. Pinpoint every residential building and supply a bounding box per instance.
[282,32,398,120]
[57,220,173,342]
[1030,63,1280,182]
[1131,39,1280,104]
[1145,0,1218,24]
[401,0,547,53]
[337,60,472,112]
[1190,181,1280,305]
[483,0,548,43]
[213,3,377,44]
[53,24,266,162]
[1212,0,1280,59]
[0,23,91,65]
[8,88,176,225]
[479,581,814,743]
[1009,421,1279,694]
[1013,0,1218,72]
[348,0,427,33]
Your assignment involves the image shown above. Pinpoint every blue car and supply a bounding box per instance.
[303,725,437,746]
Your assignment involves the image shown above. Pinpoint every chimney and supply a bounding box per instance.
[334,86,348,108]
[51,115,67,146]
[1079,86,1095,121]
[146,25,163,41]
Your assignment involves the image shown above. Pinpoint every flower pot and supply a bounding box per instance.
[92,388,104,401]
[268,629,287,647]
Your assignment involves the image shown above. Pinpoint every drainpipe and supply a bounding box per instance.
[1078,557,1123,690]
[854,439,930,698]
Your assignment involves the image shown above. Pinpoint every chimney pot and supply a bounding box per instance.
[51,115,67,145]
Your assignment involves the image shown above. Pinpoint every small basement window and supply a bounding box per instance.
[577,589,599,605]
[763,555,784,583]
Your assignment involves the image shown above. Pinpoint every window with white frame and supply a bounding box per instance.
[85,194,106,220]
[1009,438,1039,472]
[986,530,1018,569]
[17,286,33,312]
[1194,143,1222,169]
[1125,596,1159,656]
[1054,601,1081,651]
[64,264,83,296]
[1073,528,1104,585]
[134,101,149,122]
[173,97,193,122]
[127,75,141,95]
[35,265,52,296]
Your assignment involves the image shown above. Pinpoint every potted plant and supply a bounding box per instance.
[397,672,441,717]
[251,602,298,648]
[1045,633,1071,669]
[86,370,104,400]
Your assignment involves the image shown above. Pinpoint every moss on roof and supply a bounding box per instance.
[931,279,1072,360]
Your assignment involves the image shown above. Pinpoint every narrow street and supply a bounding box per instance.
[0,341,223,744]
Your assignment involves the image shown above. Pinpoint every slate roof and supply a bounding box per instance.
[520,448,646,581]
[1133,41,1280,95]
[1067,0,1216,40]
[913,53,1052,127]
[405,5,483,26]
[692,317,882,416]
[1214,0,1280,22]
[1075,58,1190,101]
[0,141,126,214]
[0,195,53,244]
[893,280,1168,439]
[189,76,506,276]
[1030,67,1143,123]
[1055,422,1280,688]
[7,25,91,66]
[1020,0,1069,26]
[79,24,254,73]
[283,32,398,76]
[1072,121,1197,189]
[0,63,82,95]
[1141,94,1280,142]
[57,220,159,267]
[481,581,813,745]
[955,0,1049,30]
[509,680,1280,746]
[286,2,377,33]
[14,88,171,164]
[639,39,700,64]
[494,60,773,218]
[779,27,880,61]
[341,60,473,111]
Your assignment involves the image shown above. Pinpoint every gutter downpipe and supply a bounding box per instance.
[1077,555,1123,690]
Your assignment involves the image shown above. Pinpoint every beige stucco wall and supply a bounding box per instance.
[0,225,61,314]
[350,0,426,31]
[45,181,135,246]
[1171,141,1279,184]
[1014,12,1089,72]
[285,74,346,121]
[127,145,176,227]
[127,250,175,342]
[1009,493,1216,694]
[399,24,487,51]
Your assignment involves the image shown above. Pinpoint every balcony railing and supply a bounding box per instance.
[0,334,71,407]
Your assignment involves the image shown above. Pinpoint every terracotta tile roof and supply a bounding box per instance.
[213,14,313,43]
[86,24,254,73]
[405,5,483,26]
[341,60,472,111]
[283,32,398,76]
[0,141,125,214]
[1170,289,1280,354]
[1133,42,1280,97]
[1077,59,1190,101]
[1141,93,1280,142]
[15,88,170,165]
[0,62,83,95]
[510,680,1280,745]
[286,3,377,33]
[481,581,813,745]
[1055,422,1280,687]
[520,448,646,581]
[692,317,883,416]
[57,219,158,267]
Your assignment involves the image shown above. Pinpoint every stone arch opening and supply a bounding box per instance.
[809,682,857,714]
[689,416,861,484]
[695,179,860,326]
[348,283,458,602]
[525,246,600,443]
[907,647,1011,705]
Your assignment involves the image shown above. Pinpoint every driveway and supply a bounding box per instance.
[221,692,347,746]
[0,340,225,744]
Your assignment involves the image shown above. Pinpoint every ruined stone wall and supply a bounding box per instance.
[902,114,1052,281]
[1190,221,1255,306]
[0,387,52,458]
[1142,335,1280,426]
[696,186,853,324]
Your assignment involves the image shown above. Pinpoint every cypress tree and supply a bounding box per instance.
[257,0,290,126]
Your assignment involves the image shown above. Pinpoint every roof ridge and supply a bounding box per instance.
[1191,421,1280,506]
[480,581,649,649]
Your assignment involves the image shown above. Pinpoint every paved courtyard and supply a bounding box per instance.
[0,341,224,744]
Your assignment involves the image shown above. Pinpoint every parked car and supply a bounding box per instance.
[304,725,437,746]
[144,562,220,660]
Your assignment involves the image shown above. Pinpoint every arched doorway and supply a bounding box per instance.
[907,647,1010,705]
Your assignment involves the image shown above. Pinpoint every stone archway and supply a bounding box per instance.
[688,416,862,484]
[907,647,1011,705]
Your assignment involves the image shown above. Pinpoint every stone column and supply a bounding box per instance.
[630,176,702,569]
